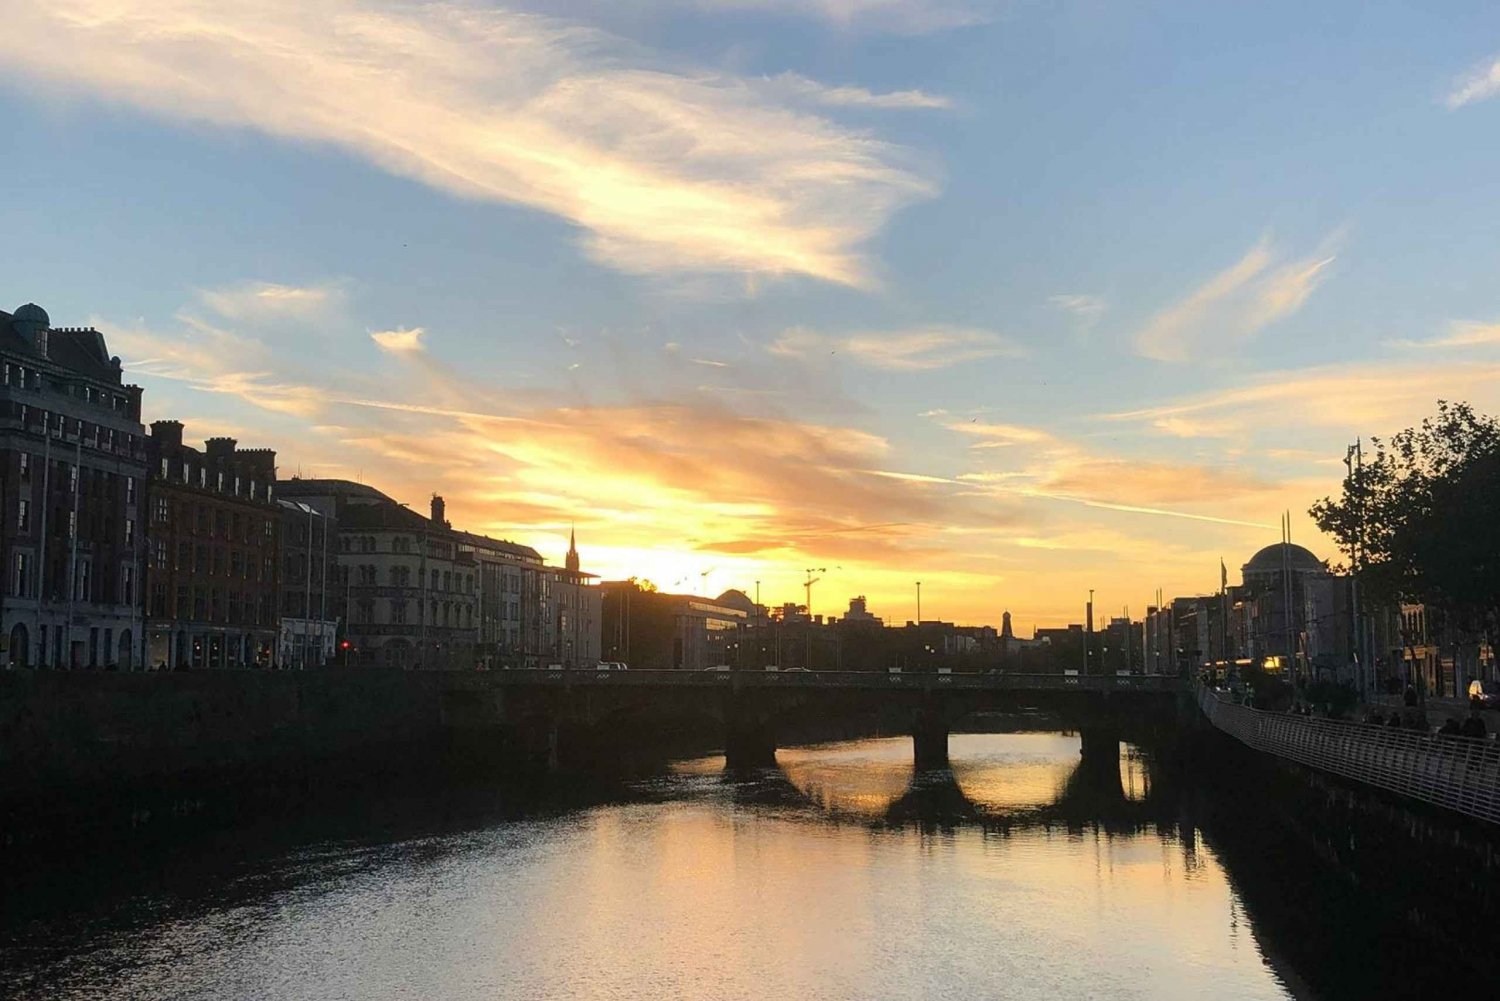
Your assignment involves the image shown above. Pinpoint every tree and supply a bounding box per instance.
[1310,400,1500,636]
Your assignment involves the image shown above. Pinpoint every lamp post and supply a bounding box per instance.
[916,581,922,624]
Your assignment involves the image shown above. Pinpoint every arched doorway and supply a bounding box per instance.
[9,623,28,668]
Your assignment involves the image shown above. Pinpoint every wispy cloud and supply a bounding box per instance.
[1103,358,1500,433]
[1133,236,1336,362]
[688,0,991,33]
[195,281,345,323]
[770,324,1025,370]
[1388,319,1500,350]
[767,72,952,110]
[1446,53,1500,109]
[2,0,936,286]
[1048,293,1105,329]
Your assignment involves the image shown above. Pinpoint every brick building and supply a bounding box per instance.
[0,303,147,668]
[143,422,280,668]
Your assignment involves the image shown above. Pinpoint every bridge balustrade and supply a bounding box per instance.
[1198,687,1500,825]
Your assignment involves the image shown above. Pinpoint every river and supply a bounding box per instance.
[0,732,1475,1000]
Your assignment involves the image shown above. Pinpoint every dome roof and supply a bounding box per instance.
[11,303,49,327]
[1243,542,1323,575]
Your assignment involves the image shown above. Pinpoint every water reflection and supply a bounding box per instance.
[6,732,1466,1001]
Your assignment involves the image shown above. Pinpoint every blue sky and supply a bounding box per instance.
[5,0,1500,627]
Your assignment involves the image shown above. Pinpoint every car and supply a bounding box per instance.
[1468,679,1500,708]
[702,664,732,672]
[783,667,810,673]
[764,664,779,672]
[596,661,629,671]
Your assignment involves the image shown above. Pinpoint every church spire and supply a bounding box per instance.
[565,524,579,573]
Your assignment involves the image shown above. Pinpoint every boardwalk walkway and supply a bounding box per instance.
[1198,687,1500,825]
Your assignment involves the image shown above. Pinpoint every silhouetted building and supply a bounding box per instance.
[0,303,147,667]
[278,481,475,669]
[144,423,280,668]
[600,580,748,669]
[278,499,338,668]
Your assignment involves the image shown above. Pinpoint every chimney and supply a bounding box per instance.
[150,420,183,448]
[204,436,238,458]
[431,493,447,527]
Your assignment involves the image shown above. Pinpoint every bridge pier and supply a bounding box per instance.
[1078,727,1120,775]
[911,704,949,772]
[724,702,776,770]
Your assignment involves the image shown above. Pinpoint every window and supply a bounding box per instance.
[13,553,30,598]
[68,464,78,494]
[67,510,76,539]
[216,471,224,492]
[122,565,135,605]
[177,541,191,570]
[151,582,167,617]
[195,545,208,574]
[356,598,374,623]
[231,550,244,578]
[125,476,136,505]
[359,564,377,585]
[391,599,408,624]
[154,497,169,525]
[75,561,90,602]
[124,518,134,545]
[18,452,29,481]
[17,499,29,532]
[443,571,452,591]
[155,539,168,569]
[264,519,275,539]
[431,569,439,590]
[175,584,189,618]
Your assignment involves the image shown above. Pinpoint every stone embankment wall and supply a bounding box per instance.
[0,669,521,848]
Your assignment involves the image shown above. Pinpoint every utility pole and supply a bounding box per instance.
[65,436,80,667]
[1086,588,1095,675]
[916,580,922,624]
[804,567,824,671]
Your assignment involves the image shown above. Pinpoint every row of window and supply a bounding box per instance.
[350,598,474,629]
[148,583,277,626]
[342,535,455,560]
[7,400,142,457]
[157,456,271,502]
[152,497,275,542]
[3,361,133,411]
[13,453,138,503]
[11,552,134,604]
[345,564,477,593]
[155,540,278,582]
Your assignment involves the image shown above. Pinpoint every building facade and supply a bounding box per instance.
[0,304,147,668]
[278,499,340,669]
[144,423,280,668]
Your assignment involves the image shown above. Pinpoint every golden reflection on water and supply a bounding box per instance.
[9,734,1298,1001]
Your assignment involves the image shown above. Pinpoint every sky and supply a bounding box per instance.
[5,0,1500,630]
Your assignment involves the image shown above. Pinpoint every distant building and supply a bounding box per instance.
[277,499,339,669]
[842,595,883,626]
[0,303,147,667]
[144,422,280,668]
[599,581,748,670]
[278,481,476,669]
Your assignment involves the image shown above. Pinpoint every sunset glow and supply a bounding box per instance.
[9,1,1500,626]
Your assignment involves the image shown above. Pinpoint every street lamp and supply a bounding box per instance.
[916,580,922,624]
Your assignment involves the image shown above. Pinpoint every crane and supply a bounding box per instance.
[804,567,826,619]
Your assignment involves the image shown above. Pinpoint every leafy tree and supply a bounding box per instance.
[1310,401,1500,636]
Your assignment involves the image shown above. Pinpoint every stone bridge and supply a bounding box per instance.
[437,669,1190,770]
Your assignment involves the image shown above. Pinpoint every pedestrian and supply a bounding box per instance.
[1387,711,1404,729]
[1438,717,1461,738]
[1461,711,1488,740]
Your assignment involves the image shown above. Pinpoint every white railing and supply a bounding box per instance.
[1198,688,1500,825]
